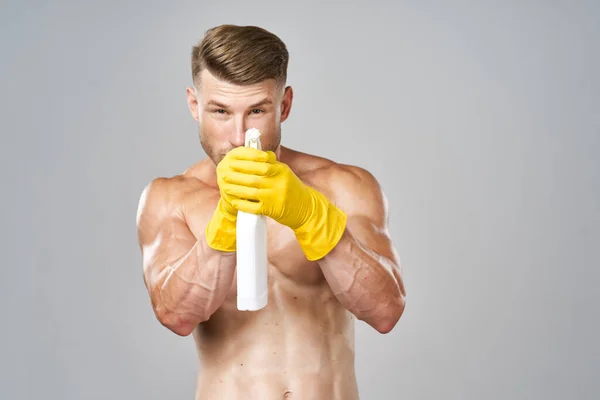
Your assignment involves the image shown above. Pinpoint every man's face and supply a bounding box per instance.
[187,69,293,165]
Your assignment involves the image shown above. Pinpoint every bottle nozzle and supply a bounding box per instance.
[245,128,262,150]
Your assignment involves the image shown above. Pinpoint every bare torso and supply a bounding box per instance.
[180,147,359,400]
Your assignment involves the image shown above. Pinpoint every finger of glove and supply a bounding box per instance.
[230,198,263,215]
[222,171,270,188]
[228,160,276,177]
[222,182,261,201]
[265,151,277,163]
[218,197,238,219]
[226,146,272,162]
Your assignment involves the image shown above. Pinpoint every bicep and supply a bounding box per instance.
[136,179,198,281]
[334,166,399,265]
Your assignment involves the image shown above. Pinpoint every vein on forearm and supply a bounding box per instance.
[153,240,236,322]
[319,230,401,321]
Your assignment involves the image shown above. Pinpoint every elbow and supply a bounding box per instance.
[155,307,203,337]
[166,321,196,337]
[372,295,406,334]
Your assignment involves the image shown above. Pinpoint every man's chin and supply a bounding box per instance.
[214,151,230,165]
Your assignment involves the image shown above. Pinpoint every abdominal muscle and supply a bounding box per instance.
[191,264,359,400]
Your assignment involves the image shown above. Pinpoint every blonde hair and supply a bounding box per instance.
[191,24,289,88]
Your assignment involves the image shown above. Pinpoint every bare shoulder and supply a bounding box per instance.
[326,163,388,225]
[136,158,216,217]
[135,173,213,240]
[328,163,382,191]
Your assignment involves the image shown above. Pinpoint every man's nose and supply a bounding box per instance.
[229,117,247,147]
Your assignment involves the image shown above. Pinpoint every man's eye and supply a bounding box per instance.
[251,109,263,114]
[214,109,226,114]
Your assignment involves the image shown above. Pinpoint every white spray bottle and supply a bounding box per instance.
[236,128,268,311]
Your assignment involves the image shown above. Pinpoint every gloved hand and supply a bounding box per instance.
[204,150,252,252]
[219,146,347,260]
[205,197,237,252]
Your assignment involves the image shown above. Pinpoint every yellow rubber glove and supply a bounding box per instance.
[205,197,237,252]
[204,150,253,252]
[219,147,347,261]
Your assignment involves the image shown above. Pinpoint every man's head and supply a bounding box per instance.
[186,25,293,165]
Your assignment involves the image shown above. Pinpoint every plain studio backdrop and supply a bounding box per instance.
[1,1,598,399]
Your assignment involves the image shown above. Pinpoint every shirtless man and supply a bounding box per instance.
[136,24,406,400]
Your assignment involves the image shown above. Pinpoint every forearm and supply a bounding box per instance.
[318,229,405,333]
[146,240,236,336]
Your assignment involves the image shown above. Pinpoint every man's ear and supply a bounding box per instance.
[186,86,200,122]
[280,86,293,123]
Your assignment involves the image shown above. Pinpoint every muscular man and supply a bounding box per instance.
[136,24,406,400]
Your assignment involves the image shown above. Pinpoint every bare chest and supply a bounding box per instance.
[193,213,335,339]
[228,218,325,295]
[185,192,326,292]
[184,168,334,294]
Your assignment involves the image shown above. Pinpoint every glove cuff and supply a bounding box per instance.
[205,198,237,252]
[294,187,347,261]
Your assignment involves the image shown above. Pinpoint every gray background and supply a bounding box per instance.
[1,0,598,399]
